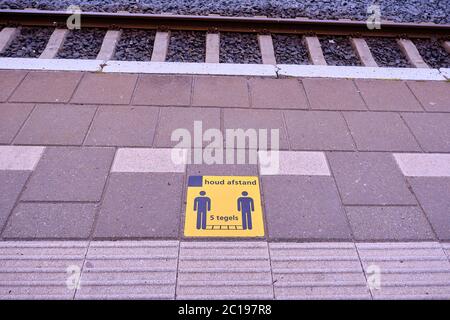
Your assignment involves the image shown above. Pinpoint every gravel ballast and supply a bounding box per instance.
[0,1,448,24]
[273,34,309,65]
[0,27,53,58]
[319,36,361,66]
[366,37,411,68]
[413,38,450,69]
[56,28,106,59]
[167,31,206,63]
[114,29,155,61]
[220,32,261,64]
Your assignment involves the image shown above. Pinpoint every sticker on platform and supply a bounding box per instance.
[184,176,264,237]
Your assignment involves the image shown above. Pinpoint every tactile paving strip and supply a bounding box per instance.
[75,241,179,299]
[1,241,450,299]
[177,242,273,299]
[0,241,87,299]
[269,242,370,299]
[357,242,450,299]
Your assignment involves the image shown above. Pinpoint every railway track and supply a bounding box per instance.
[0,9,449,77]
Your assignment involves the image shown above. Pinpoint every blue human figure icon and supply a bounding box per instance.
[237,191,254,230]
[193,191,211,230]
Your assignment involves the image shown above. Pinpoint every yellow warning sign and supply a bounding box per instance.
[184,176,264,237]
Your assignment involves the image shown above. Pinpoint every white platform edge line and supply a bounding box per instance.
[102,61,277,76]
[439,68,450,80]
[278,64,446,81]
[0,58,449,81]
[0,58,103,72]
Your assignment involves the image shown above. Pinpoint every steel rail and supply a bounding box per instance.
[0,9,449,38]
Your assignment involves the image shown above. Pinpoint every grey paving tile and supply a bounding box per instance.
[0,103,34,144]
[132,75,192,106]
[0,171,29,231]
[0,241,87,299]
[262,176,352,240]
[177,242,273,299]
[270,243,370,299]
[328,152,416,205]
[284,110,355,151]
[84,106,158,147]
[302,78,366,110]
[154,107,220,148]
[14,104,96,145]
[10,71,82,103]
[249,78,308,109]
[402,113,450,152]
[409,177,450,241]
[346,206,435,241]
[355,79,422,111]
[223,108,289,150]
[0,70,27,102]
[3,203,97,239]
[76,241,178,299]
[192,76,249,108]
[343,112,420,152]
[407,81,450,112]
[94,173,183,238]
[21,147,115,202]
[71,73,137,105]
[357,242,450,299]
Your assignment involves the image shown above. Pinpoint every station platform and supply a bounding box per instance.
[0,70,450,299]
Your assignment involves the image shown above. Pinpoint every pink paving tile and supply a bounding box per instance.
[132,75,192,106]
[71,73,137,105]
[302,78,366,111]
[407,81,450,112]
[0,70,27,102]
[9,71,82,103]
[402,113,450,152]
[223,108,289,149]
[192,76,249,108]
[14,104,96,145]
[343,112,421,151]
[249,78,308,109]
[84,106,158,147]
[154,106,221,148]
[0,103,34,144]
[355,79,422,111]
[284,110,355,151]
